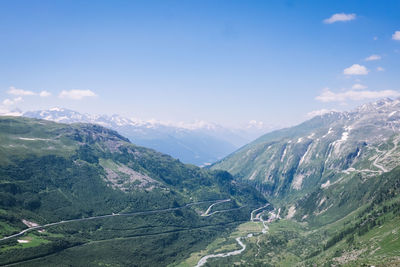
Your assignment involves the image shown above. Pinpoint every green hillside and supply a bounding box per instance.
[0,116,266,266]
[200,167,400,266]
[204,100,400,265]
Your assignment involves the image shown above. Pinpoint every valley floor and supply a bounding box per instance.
[178,196,400,266]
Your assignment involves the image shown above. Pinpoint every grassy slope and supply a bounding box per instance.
[0,116,266,266]
[196,167,400,266]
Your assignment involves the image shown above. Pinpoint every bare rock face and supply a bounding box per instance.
[103,162,160,192]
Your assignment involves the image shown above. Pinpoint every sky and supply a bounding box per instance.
[0,0,399,129]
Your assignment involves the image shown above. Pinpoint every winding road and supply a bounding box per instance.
[195,203,271,267]
[0,199,230,242]
[373,136,399,173]
[194,237,246,267]
[201,199,231,216]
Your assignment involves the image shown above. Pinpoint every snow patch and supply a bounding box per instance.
[280,146,288,162]
[49,107,63,112]
[299,143,313,165]
[322,127,333,138]
[340,131,349,141]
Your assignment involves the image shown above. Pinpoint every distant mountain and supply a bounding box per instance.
[23,108,258,166]
[0,116,265,266]
[212,98,400,202]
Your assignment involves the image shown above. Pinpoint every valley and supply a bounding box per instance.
[0,116,266,266]
[1,98,400,266]
[1,1,399,266]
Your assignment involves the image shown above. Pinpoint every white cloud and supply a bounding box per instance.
[2,97,23,106]
[392,31,400,41]
[58,89,96,100]
[343,64,369,75]
[352,83,367,90]
[7,86,35,96]
[323,13,356,24]
[373,36,378,41]
[39,90,51,97]
[365,54,381,61]
[316,88,400,103]
[377,66,385,72]
[306,109,337,118]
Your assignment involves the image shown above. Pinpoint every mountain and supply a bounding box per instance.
[23,108,254,166]
[3,98,400,266]
[212,98,400,200]
[205,98,400,266]
[0,116,266,266]
[202,166,400,266]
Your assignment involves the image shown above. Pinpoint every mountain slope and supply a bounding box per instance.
[0,116,266,266]
[202,98,400,266]
[212,98,400,201]
[201,166,400,266]
[23,108,251,166]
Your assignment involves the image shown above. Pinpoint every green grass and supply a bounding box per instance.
[1,233,50,252]
[0,221,19,238]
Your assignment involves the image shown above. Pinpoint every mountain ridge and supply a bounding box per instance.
[22,108,254,166]
[212,97,400,200]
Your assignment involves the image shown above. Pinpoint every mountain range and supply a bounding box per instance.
[1,98,400,266]
[22,108,271,166]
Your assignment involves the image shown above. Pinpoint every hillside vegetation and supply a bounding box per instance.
[0,116,266,266]
[205,99,400,266]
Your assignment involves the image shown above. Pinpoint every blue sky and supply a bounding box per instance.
[0,0,399,128]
